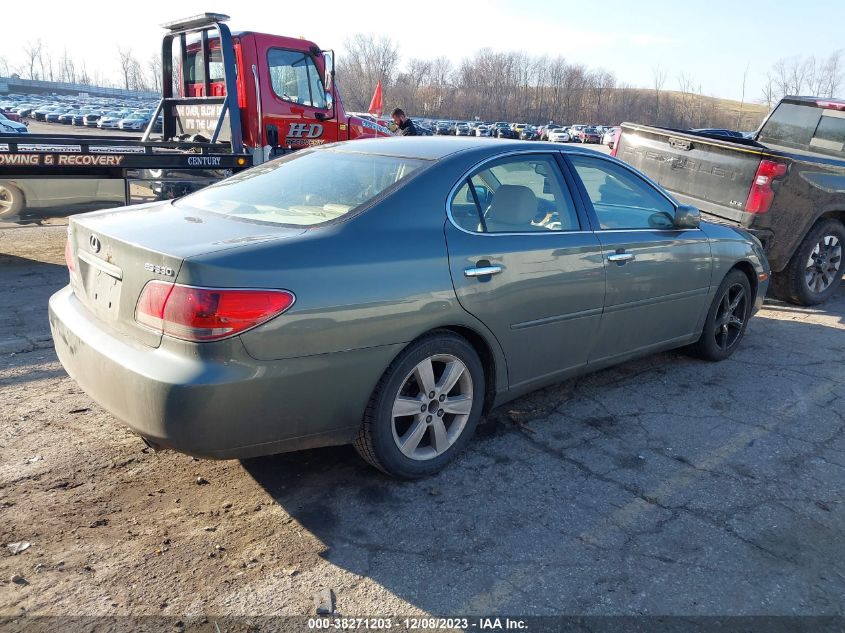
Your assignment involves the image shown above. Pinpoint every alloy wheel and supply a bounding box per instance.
[391,354,473,461]
[714,283,747,351]
[805,234,842,294]
[0,187,13,214]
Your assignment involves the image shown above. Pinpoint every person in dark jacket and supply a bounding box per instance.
[391,108,418,136]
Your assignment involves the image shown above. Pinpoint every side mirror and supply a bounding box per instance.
[466,185,491,206]
[673,204,700,229]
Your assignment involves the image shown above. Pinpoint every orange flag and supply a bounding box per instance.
[368,80,383,116]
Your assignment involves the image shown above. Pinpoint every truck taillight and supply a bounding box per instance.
[135,281,295,342]
[744,160,787,214]
[610,130,621,157]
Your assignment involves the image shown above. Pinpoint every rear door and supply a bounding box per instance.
[445,152,605,390]
[565,153,712,362]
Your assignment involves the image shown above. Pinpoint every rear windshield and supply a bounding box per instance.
[175,149,429,226]
[758,102,845,157]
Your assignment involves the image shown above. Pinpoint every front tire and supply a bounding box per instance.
[689,269,752,361]
[778,218,844,306]
[354,332,485,479]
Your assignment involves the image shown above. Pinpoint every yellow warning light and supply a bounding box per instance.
[236,157,246,166]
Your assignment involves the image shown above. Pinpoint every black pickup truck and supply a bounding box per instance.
[614,96,845,305]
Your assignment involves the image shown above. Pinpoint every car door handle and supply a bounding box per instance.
[464,265,503,278]
[607,252,635,263]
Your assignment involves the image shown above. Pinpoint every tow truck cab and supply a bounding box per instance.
[0,14,393,219]
[158,13,392,160]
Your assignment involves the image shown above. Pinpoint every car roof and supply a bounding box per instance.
[328,136,604,161]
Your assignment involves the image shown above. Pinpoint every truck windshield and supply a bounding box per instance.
[174,149,430,226]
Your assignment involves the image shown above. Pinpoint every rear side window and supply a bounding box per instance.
[569,155,676,230]
[809,111,845,155]
[267,49,327,109]
[758,103,821,148]
[175,150,428,226]
[450,155,580,233]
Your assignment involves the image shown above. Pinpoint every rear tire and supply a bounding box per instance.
[689,269,752,361]
[0,182,24,218]
[354,332,485,479]
[778,218,844,306]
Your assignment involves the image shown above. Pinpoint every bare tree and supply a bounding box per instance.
[60,49,76,84]
[760,73,776,110]
[652,65,668,124]
[22,39,43,80]
[737,63,750,130]
[337,33,400,111]
[148,54,163,94]
[677,72,697,127]
[821,49,843,97]
[78,63,91,86]
[118,46,137,90]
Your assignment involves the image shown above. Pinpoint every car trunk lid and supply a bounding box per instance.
[67,201,306,346]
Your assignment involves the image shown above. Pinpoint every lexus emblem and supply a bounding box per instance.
[89,235,101,253]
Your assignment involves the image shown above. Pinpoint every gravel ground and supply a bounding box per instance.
[0,224,844,619]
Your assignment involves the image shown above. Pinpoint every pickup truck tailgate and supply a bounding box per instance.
[615,123,765,216]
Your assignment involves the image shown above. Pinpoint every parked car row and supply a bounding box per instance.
[413,118,620,146]
[0,92,162,135]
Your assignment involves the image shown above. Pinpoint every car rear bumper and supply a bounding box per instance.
[49,286,402,459]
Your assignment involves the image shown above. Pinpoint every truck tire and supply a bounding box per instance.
[0,183,24,219]
[354,332,485,479]
[779,218,844,306]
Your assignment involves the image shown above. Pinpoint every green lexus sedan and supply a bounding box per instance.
[49,138,770,478]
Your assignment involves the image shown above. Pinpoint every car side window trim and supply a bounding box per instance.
[446,150,586,236]
[560,151,687,232]
[466,177,488,233]
[553,151,595,233]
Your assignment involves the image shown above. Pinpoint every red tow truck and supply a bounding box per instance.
[0,13,393,218]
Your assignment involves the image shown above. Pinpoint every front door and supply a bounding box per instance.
[262,46,334,147]
[565,153,712,363]
[445,153,606,390]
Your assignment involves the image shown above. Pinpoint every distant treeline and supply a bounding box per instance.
[3,35,841,132]
[338,35,843,131]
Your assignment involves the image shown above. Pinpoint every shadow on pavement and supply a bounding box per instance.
[243,303,845,615]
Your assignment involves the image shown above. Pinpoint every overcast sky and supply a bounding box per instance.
[2,0,843,102]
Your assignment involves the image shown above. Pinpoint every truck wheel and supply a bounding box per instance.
[354,332,485,479]
[688,269,752,362]
[781,218,844,306]
[0,183,24,218]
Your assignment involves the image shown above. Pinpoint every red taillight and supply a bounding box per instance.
[64,238,75,273]
[744,160,787,214]
[815,100,845,111]
[136,281,295,342]
[610,130,621,157]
